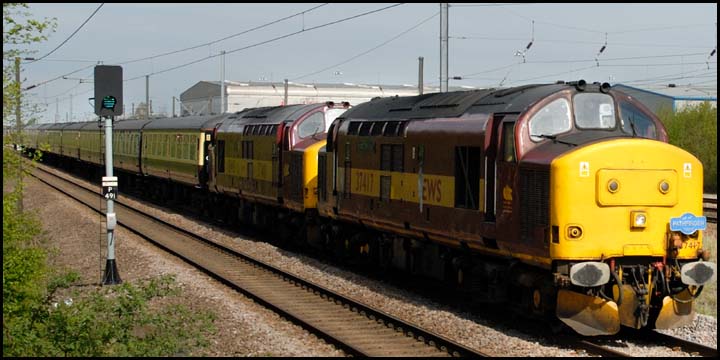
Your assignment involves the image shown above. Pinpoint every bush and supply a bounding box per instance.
[658,102,717,193]
[4,271,217,356]
[41,275,217,357]
[3,147,216,356]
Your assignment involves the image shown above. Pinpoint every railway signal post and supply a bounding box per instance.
[94,65,123,285]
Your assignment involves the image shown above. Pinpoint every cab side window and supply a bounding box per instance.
[501,122,516,162]
[297,112,325,139]
[619,102,657,139]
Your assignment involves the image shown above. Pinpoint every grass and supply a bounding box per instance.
[694,222,716,318]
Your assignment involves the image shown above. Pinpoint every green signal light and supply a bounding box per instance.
[102,95,117,109]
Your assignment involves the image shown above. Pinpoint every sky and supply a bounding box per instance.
[12,3,718,124]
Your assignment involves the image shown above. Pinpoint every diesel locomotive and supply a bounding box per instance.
[22,80,715,336]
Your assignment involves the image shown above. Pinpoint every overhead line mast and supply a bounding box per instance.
[440,3,448,93]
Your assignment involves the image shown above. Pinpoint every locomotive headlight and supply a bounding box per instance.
[631,211,647,229]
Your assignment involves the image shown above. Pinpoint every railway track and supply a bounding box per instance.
[625,329,718,357]
[704,194,717,224]
[565,330,718,358]
[28,164,489,357]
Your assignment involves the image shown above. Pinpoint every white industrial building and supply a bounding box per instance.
[613,84,717,115]
[179,81,467,115]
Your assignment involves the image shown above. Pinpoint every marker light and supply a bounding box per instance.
[567,225,583,239]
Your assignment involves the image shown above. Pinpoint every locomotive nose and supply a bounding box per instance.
[550,138,704,260]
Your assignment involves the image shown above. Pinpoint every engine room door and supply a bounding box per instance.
[495,117,519,243]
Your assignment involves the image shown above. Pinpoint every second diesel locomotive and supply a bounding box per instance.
[23,81,716,336]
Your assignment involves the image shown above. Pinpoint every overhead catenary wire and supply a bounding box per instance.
[450,3,539,7]
[501,6,713,35]
[26,3,105,64]
[620,66,717,83]
[451,35,710,50]
[124,3,405,81]
[523,52,707,64]
[595,32,608,66]
[623,72,717,86]
[26,58,102,63]
[43,81,87,100]
[453,58,713,85]
[505,64,599,85]
[117,3,329,65]
[23,4,330,91]
[25,4,716,123]
[291,10,438,81]
[24,63,97,91]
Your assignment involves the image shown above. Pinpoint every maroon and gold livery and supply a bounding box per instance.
[317,81,714,335]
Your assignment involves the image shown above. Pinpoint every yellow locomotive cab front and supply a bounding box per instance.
[550,138,714,335]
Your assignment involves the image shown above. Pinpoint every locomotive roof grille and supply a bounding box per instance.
[493,84,543,97]
[345,89,492,120]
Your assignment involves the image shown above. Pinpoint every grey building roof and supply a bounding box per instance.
[613,84,717,101]
[180,80,475,101]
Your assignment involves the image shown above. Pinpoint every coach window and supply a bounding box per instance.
[529,98,571,142]
[298,112,325,139]
[619,101,657,139]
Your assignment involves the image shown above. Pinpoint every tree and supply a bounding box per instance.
[3,3,55,354]
[3,3,56,211]
[3,2,57,125]
[659,102,718,193]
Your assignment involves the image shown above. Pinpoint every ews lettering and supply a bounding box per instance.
[422,178,442,203]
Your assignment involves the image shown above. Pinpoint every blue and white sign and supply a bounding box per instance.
[670,213,707,235]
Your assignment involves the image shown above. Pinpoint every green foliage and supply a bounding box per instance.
[694,227,716,318]
[658,102,718,193]
[4,274,217,357]
[4,6,217,357]
[2,175,46,316]
[3,3,56,60]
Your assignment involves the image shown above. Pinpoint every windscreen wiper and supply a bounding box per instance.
[532,134,577,147]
